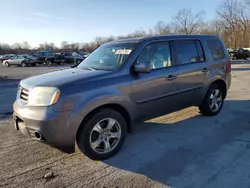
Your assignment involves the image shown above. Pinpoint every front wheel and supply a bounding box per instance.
[199,84,224,116]
[21,62,26,67]
[76,59,81,64]
[5,62,10,67]
[76,109,127,160]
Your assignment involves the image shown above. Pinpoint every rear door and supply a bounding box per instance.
[171,39,208,106]
[17,56,24,65]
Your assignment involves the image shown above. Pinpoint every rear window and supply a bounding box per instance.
[207,39,225,60]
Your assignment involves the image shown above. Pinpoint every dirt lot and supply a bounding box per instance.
[1,63,250,188]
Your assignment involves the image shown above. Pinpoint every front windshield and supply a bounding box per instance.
[77,42,138,70]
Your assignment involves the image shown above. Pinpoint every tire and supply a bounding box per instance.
[76,108,127,160]
[32,63,36,66]
[5,62,10,67]
[21,62,26,67]
[199,84,225,116]
[46,60,52,66]
[76,59,81,64]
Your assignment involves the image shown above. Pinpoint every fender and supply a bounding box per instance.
[75,92,135,120]
[200,69,227,102]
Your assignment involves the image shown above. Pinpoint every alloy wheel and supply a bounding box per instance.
[209,89,222,112]
[89,118,121,154]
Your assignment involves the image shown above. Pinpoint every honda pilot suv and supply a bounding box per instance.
[13,35,231,160]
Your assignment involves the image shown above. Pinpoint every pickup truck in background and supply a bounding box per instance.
[44,52,85,65]
[229,48,250,60]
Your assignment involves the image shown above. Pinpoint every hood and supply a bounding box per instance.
[21,68,108,88]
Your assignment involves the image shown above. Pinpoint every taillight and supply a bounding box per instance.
[226,60,231,73]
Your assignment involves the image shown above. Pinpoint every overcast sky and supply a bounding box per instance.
[0,0,221,47]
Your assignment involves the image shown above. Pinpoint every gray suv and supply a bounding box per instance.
[13,35,231,160]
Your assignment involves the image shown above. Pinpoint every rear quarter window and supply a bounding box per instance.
[207,39,225,60]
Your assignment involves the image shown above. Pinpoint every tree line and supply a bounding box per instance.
[0,0,249,55]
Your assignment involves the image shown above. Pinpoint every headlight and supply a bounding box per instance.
[28,87,60,106]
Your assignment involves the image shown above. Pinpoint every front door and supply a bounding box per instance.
[171,39,208,107]
[10,56,18,65]
[130,41,180,121]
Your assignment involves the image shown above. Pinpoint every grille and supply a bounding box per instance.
[19,86,29,103]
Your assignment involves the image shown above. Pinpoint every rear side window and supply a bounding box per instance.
[173,40,205,65]
[207,39,225,60]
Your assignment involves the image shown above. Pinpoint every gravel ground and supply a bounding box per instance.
[1,63,250,187]
[0,64,69,80]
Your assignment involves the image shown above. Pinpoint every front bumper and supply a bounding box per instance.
[13,101,83,149]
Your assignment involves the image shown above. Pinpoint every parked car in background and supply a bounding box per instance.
[23,54,39,64]
[79,51,90,58]
[32,50,53,65]
[230,48,250,60]
[3,55,36,67]
[0,54,16,63]
[44,52,85,65]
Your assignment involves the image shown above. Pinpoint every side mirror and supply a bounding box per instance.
[134,62,151,73]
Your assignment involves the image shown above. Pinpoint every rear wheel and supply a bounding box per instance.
[199,84,224,116]
[46,60,52,66]
[76,109,127,160]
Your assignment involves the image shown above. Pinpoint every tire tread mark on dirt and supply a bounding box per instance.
[0,153,81,182]
[46,165,114,188]
[65,167,118,188]
[0,141,38,155]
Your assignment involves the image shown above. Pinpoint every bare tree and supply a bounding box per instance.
[199,20,223,36]
[217,0,250,48]
[154,21,172,35]
[49,43,55,50]
[2,3,250,55]
[173,8,205,34]
[22,41,31,50]
[11,43,22,54]
[61,41,69,52]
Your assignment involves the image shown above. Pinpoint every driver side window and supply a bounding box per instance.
[136,41,172,70]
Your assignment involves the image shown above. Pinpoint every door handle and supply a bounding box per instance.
[166,75,177,81]
[202,68,208,73]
